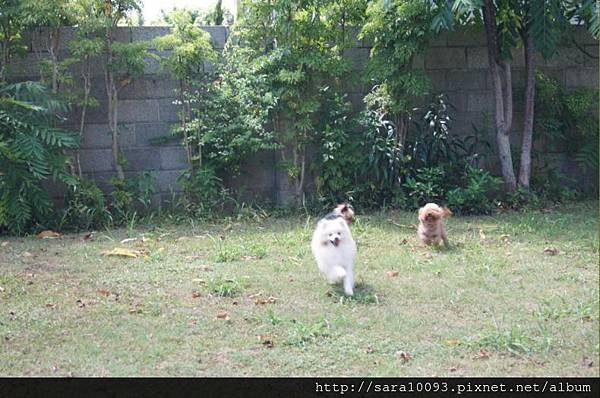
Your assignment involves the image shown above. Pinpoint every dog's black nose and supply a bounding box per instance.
[332,237,340,247]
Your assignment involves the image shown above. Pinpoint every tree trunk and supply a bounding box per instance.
[49,28,60,93]
[482,0,517,192]
[76,57,93,178]
[105,28,125,181]
[518,31,536,188]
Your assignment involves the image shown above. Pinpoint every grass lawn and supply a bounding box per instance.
[0,201,598,376]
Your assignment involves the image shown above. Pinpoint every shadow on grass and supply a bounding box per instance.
[326,282,380,305]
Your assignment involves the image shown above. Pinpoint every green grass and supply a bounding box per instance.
[0,201,598,376]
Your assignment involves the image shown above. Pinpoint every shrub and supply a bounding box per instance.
[177,166,227,215]
[109,171,157,224]
[60,178,112,231]
[0,81,78,234]
[446,166,502,215]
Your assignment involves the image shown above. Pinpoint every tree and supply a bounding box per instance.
[233,0,363,205]
[154,9,216,171]
[21,0,76,94]
[359,0,434,192]
[432,0,599,191]
[0,0,27,82]
[100,0,148,180]
[213,0,224,25]
[69,0,104,177]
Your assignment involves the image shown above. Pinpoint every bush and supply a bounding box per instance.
[446,166,502,215]
[0,81,78,234]
[109,171,157,224]
[503,187,541,211]
[60,178,112,231]
[177,166,227,215]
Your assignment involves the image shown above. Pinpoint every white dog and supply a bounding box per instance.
[311,212,357,296]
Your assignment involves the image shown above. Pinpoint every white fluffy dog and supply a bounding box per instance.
[311,213,357,296]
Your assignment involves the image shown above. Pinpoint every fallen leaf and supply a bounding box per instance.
[543,247,559,255]
[177,236,189,242]
[45,303,56,309]
[76,299,85,308]
[97,289,110,297]
[191,291,201,298]
[400,239,408,245]
[1,241,9,247]
[387,270,400,277]
[472,349,490,360]
[120,237,137,244]
[37,230,60,239]
[216,311,230,320]
[443,339,463,346]
[449,366,458,372]
[198,265,212,271]
[398,351,411,363]
[366,346,374,354]
[500,234,510,239]
[101,247,148,258]
[258,334,274,348]
[248,292,263,299]
[0,286,3,293]
[129,307,142,314]
[242,255,259,261]
[83,232,94,241]
[478,229,486,240]
[254,296,277,305]
[22,251,33,257]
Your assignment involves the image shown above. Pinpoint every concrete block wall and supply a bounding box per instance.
[13,26,599,204]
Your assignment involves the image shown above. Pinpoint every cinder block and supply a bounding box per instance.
[9,53,42,77]
[160,146,188,170]
[157,98,181,122]
[80,149,115,173]
[429,32,448,47]
[131,27,172,48]
[572,26,598,46]
[565,68,598,88]
[447,70,488,90]
[584,45,599,67]
[81,124,111,149]
[157,170,183,192]
[444,92,467,113]
[467,92,494,113]
[84,100,108,124]
[136,122,178,146]
[448,27,486,47]
[545,47,585,68]
[467,47,488,69]
[201,26,229,48]
[117,99,160,123]
[133,74,177,99]
[427,70,449,91]
[425,47,466,69]
[122,148,162,171]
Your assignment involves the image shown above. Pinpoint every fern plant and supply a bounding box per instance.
[0,81,78,234]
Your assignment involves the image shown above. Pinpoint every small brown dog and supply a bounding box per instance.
[333,203,355,226]
[417,203,451,247]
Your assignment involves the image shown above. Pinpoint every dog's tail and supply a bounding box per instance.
[325,266,347,283]
[442,207,452,218]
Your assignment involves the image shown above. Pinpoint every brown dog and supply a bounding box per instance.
[417,203,451,247]
[333,203,355,226]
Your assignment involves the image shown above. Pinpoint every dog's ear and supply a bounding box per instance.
[442,207,452,218]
